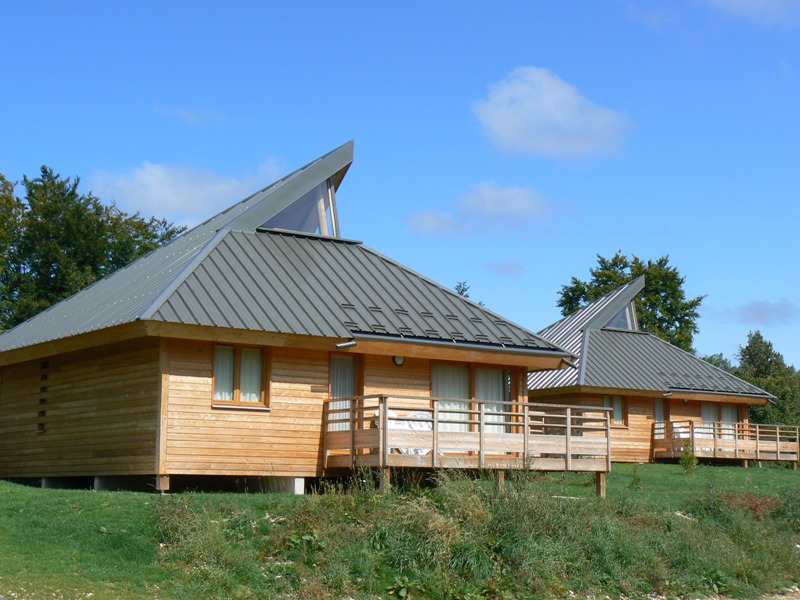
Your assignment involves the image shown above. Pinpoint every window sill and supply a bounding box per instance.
[610,424,629,429]
[212,403,271,412]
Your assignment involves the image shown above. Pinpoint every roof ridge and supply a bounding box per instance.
[139,228,232,321]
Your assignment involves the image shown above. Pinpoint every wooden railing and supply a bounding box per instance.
[652,420,800,463]
[323,395,611,473]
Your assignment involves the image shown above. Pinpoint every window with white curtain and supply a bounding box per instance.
[329,355,356,431]
[432,364,470,432]
[213,345,267,406]
[603,395,625,425]
[475,368,511,433]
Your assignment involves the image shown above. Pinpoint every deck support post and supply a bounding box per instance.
[595,472,606,498]
[793,461,798,471]
[156,475,170,493]
[497,470,506,493]
[379,467,391,494]
[742,459,749,469]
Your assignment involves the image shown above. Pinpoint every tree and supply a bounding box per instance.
[0,167,185,330]
[455,281,471,298]
[736,331,800,425]
[557,252,704,352]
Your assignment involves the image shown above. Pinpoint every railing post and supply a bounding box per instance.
[322,400,329,470]
[777,426,781,461]
[523,403,530,465]
[432,401,439,468]
[756,423,761,461]
[734,422,739,459]
[689,420,695,456]
[378,397,387,468]
[350,398,356,468]
[479,402,486,469]
[606,410,612,472]
[565,407,572,472]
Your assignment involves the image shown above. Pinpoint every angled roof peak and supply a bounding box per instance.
[585,275,645,332]
[187,140,354,240]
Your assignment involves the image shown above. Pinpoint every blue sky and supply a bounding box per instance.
[2,1,799,367]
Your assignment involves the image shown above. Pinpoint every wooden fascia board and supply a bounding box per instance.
[528,384,770,405]
[146,322,566,369]
[0,319,568,372]
[0,322,149,367]
[352,338,566,370]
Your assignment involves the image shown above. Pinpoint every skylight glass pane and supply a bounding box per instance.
[261,181,327,233]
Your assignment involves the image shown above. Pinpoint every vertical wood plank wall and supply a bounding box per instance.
[0,338,161,477]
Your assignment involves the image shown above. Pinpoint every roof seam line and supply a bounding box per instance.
[139,228,232,321]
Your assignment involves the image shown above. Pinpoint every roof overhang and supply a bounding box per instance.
[351,334,570,371]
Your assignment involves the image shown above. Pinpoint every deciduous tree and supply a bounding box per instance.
[736,331,800,425]
[557,252,704,352]
[0,167,184,330]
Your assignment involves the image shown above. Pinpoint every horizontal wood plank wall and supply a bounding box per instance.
[363,355,430,410]
[163,340,329,478]
[0,338,160,477]
[530,393,654,462]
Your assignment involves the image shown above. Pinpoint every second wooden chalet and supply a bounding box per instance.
[529,277,799,466]
[0,142,613,494]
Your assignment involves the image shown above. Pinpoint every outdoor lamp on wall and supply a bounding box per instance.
[392,356,405,366]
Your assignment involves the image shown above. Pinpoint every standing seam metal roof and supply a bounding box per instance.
[0,142,565,357]
[528,277,773,399]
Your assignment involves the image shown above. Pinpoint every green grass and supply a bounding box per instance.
[1,463,799,599]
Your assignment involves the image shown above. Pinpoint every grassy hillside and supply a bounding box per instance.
[1,463,799,599]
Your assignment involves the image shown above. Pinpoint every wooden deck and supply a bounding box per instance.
[652,420,800,464]
[323,395,611,474]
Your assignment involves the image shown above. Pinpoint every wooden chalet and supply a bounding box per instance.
[0,142,612,495]
[528,277,799,467]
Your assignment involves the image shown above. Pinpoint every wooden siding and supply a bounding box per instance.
[162,340,330,477]
[0,338,161,477]
[530,391,754,462]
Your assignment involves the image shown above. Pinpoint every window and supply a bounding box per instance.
[432,364,470,432]
[603,395,626,425]
[213,345,268,407]
[329,355,357,431]
[432,364,515,433]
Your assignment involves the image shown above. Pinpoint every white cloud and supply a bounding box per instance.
[406,210,461,234]
[735,298,800,326]
[705,0,799,26]
[460,182,548,221]
[89,159,282,228]
[408,181,550,234]
[473,66,630,157]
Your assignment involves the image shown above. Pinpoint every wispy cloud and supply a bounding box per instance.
[485,261,526,277]
[735,298,800,326]
[473,66,630,157]
[408,181,550,234]
[704,0,799,26]
[407,210,461,234]
[153,104,226,125]
[89,159,282,227]
[627,4,679,28]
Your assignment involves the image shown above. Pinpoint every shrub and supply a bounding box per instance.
[679,440,698,475]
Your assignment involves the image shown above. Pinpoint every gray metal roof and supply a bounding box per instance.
[528,277,773,400]
[0,142,564,357]
[150,228,561,350]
